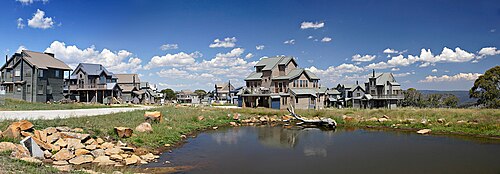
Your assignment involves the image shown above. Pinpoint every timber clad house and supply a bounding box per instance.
[214,82,235,104]
[238,56,325,110]
[0,50,71,102]
[115,74,140,103]
[65,63,122,104]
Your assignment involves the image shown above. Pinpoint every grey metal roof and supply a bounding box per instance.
[255,56,295,71]
[326,89,340,95]
[23,50,72,70]
[375,73,395,85]
[304,70,320,80]
[272,69,303,80]
[115,74,141,84]
[245,72,263,80]
[76,63,114,76]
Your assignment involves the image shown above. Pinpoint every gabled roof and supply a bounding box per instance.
[374,73,396,85]
[254,56,296,71]
[22,50,72,70]
[272,68,320,80]
[74,63,115,77]
[245,72,263,80]
[115,74,140,84]
[120,85,138,92]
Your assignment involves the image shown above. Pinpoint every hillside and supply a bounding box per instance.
[419,90,476,105]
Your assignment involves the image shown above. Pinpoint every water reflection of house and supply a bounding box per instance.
[258,127,299,148]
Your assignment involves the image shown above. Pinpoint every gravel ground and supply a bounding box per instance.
[0,106,155,120]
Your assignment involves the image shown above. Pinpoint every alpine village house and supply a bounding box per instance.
[239,56,326,110]
[0,50,71,103]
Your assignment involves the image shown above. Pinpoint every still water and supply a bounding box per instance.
[143,126,500,174]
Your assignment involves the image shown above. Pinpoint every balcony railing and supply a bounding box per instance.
[372,94,404,99]
[66,84,108,90]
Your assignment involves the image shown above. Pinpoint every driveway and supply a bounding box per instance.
[0,106,155,121]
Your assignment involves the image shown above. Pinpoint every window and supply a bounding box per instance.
[37,85,44,94]
[38,70,44,77]
[296,97,298,103]
[55,70,60,78]
[16,85,21,92]
[27,84,31,94]
[357,93,360,97]
[15,70,21,77]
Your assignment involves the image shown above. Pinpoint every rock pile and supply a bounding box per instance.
[0,120,160,172]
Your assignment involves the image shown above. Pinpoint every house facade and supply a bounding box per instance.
[115,74,140,103]
[214,82,235,104]
[333,70,404,109]
[176,90,200,104]
[0,50,72,102]
[239,56,324,110]
[65,63,122,104]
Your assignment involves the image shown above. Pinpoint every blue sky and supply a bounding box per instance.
[1,0,499,91]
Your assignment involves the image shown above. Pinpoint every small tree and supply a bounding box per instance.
[470,66,500,108]
[194,89,207,99]
[161,88,176,100]
[402,88,423,107]
[442,94,459,108]
[426,93,443,108]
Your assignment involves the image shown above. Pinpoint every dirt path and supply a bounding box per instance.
[0,106,155,120]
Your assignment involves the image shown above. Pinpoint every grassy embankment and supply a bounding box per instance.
[235,107,500,138]
[0,151,86,174]
[1,106,498,149]
[0,98,133,111]
[0,106,498,173]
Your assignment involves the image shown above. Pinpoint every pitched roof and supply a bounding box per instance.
[120,85,137,92]
[115,74,140,84]
[255,56,296,71]
[289,88,318,97]
[245,72,263,80]
[272,68,320,80]
[75,63,115,77]
[22,50,72,70]
[374,73,396,85]
[326,89,340,95]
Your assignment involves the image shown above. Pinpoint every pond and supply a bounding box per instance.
[142,126,500,174]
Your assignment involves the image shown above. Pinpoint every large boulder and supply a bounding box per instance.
[417,129,432,134]
[2,124,21,138]
[100,142,114,149]
[18,120,34,131]
[114,127,133,138]
[135,122,153,133]
[52,148,75,161]
[144,111,162,123]
[69,155,93,165]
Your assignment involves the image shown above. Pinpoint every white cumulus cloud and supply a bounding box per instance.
[352,54,376,62]
[300,21,324,29]
[44,41,143,73]
[284,39,295,45]
[160,44,178,50]
[419,73,482,83]
[17,18,25,29]
[209,37,237,48]
[255,45,265,50]
[321,37,332,42]
[27,9,55,29]
[144,51,202,69]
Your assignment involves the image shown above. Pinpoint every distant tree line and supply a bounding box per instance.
[402,88,460,108]
[159,88,209,100]
[402,66,499,109]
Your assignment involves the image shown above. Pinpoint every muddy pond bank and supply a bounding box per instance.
[142,126,500,174]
